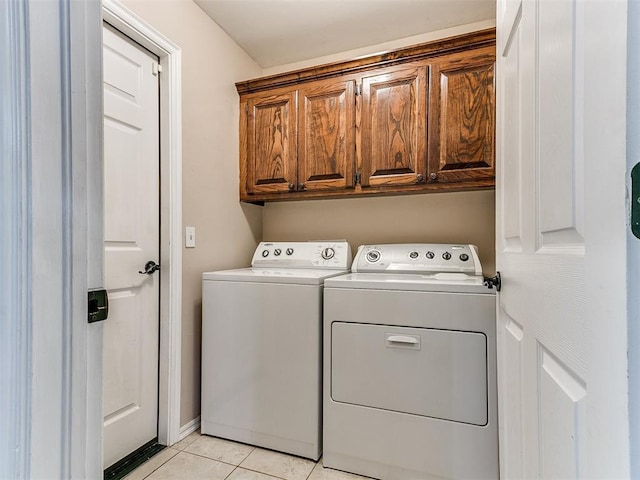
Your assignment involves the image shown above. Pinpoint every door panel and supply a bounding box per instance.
[360,66,427,188]
[298,79,355,192]
[102,23,160,469]
[538,348,587,479]
[247,90,297,194]
[537,0,584,248]
[428,48,495,184]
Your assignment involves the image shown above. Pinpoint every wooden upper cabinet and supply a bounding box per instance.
[428,47,496,185]
[237,28,496,202]
[298,79,356,192]
[246,90,297,194]
[360,66,428,188]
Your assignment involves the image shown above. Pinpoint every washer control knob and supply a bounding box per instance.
[409,251,419,259]
[442,252,452,260]
[321,247,335,260]
[285,248,294,256]
[426,251,435,259]
[366,250,381,263]
[274,248,281,256]
[261,249,269,258]
[459,253,469,262]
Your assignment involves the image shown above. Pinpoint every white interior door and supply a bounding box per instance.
[497,0,630,478]
[102,23,161,469]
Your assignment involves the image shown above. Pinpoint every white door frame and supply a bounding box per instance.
[2,0,104,477]
[102,0,183,447]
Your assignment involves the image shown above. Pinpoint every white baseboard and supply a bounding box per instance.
[178,416,201,441]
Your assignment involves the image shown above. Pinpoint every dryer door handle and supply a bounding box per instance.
[386,335,418,345]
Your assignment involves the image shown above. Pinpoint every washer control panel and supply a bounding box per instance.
[352,244,483,275]
[251,241,352,270]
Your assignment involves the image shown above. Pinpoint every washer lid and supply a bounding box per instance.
[324,272,495,294]
[203,268,349,285]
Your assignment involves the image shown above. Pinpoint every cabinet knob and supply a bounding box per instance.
[298,182,305,191]
[429,173,438,181]
[416,173,424,183]
[288,183,295,191]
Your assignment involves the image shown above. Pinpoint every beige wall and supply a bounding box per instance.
[261,19,496,76]
[263,191,496,274]
[120,0,263,426]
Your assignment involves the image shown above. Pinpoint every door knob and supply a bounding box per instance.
[139,261,160,275]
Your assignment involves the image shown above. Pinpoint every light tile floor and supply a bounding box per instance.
[124,430,372,480]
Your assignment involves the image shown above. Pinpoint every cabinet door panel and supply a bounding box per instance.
[361,66,427,188]
[298,79,356,191]
[247,91,297,194]
[429,48,495,184]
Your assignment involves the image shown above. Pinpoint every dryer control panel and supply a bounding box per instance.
[352,244,482,275]
[251,241,352,270]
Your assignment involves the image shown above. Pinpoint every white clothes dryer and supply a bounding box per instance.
[201,241,351,461]
[323,244,498,479]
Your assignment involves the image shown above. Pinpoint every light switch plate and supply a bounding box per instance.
[185,226,196,248]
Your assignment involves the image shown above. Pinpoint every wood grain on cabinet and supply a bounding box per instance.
[428,47,495,185]
[360,66,428,188]
[298,79,356,192]
[238,29,496,203]
[247,90,297,194]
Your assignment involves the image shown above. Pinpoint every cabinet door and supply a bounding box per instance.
[360,66,427,188]
[298,79,356,192]
[247,90,297,194]
[428,47,495,185]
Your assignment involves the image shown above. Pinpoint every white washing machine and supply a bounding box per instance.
[323,244,498,480]
[201,241,351,461]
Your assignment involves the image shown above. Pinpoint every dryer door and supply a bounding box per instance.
[331,323,488,425]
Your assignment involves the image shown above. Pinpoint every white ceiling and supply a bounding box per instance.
[194,0,496,68]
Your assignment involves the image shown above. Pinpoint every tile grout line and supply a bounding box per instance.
[178,447,292,479]
[139,447,180,480]
[234,463,296,480]
[180,446,256,469]
[222,464,240,480]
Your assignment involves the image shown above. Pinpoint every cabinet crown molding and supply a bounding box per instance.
[236,28,495,95]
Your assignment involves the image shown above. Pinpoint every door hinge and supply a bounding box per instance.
[355,84,362,96]
[152,62,163,76]
[354,172,362,185]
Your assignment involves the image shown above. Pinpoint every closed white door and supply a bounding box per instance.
[497,0,629,478]
[102,23,161,469]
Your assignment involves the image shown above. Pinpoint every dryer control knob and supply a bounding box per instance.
[366,250,381,263]
[274,248,282,256]
[321,247,335,260]
[286,248,294,256]
[459,253,469,262]
[442,252,452,260]
[409,251,419,259]
[426,251,435,259]
[261,249,269,258]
